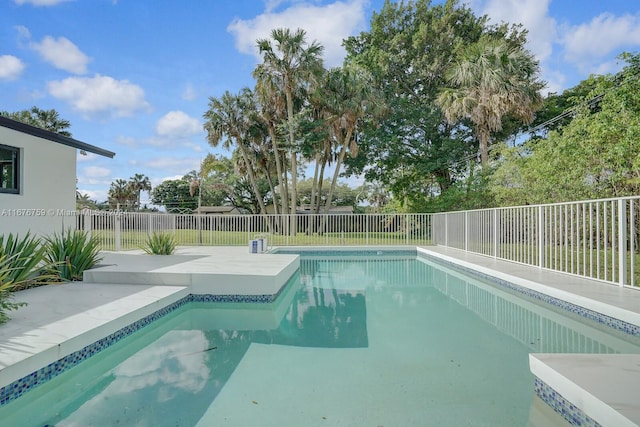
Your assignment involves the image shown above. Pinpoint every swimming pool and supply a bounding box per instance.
[1,251,638,426]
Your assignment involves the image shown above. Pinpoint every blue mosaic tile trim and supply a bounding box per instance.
[273,249,418,257]
[0,289,286,407]
[420,254,640,337]
[534,377,601,426]
[191,293,277,304]
[0,295,191,406]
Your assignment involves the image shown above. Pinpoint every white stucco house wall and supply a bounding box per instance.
[0,116,115,238]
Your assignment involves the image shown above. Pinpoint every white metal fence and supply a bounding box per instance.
[432,196,640,288]
[76,195,639,287]
[76,212,433,250]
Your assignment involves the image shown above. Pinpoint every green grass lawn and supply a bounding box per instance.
[90,229,432,251]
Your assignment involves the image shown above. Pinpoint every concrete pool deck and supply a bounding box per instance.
[0,245,639,425]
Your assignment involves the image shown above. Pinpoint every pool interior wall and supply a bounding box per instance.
[0,247,638,426]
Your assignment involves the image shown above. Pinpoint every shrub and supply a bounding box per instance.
[0,232,47,323]
[0,254,28,324]
[142,232,176,255]
[44,229,103,281]
[0,232,47,289]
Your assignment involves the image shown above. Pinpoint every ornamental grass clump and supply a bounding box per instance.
[44,229,103,281]
[142,232,176,255]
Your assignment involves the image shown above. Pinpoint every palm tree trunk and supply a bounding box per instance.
[307,153,321,235]
[479,128,489,166]
[285,86,297,235]
[268,122,285,216]
[319,129,352,234]
[238,145,269,218]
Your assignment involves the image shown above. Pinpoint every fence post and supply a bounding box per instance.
[406,214,410,245]
[464,211,468,252]
[366,214,369,245]
[618,199,628,286]
[538,206,544,268]
[493,209,498,258]
[444,214,448,247]
[114,213,121,251]
[83,209,91,237]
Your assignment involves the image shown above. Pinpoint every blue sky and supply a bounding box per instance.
[1,0,639,205]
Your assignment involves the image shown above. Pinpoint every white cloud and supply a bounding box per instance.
[228,0,368,67]
[82,165,111,178]
[30,35,90,74]
[77,152,98,162]
[182,83,196,101]
[141,136,172,147]
[480,0,556,62]
[143,157,201,174]
[14,25,31,40]
[14,0,73,5]
[562,13,640,69]
[115,135,137,146]
[156,174,184,185]
[155,111,201,137]
[47,74,151,118]
[184,142,204,153]
[0,55,25,80]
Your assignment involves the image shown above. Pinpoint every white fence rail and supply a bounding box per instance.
[77,212,433,250]
[432,196,640,288]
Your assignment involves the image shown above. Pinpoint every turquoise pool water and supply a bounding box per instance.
[1,252,639,426]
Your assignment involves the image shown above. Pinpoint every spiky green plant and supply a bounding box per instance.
[0,253,29,324]
[0,232,47,289]
[44,229,103,281]
[142,232,176,255]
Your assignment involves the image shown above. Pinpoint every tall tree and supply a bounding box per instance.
[1,106,72,136]
[343,0,491,209]
[313,66,382,218]
[436,35,544,165]
[129,173,152,210]
[151,173,199,213]
[254,69,289,215]
[254,28,324,225]
[203,88,269,216]
[107,179,135,210]
[490,52,640,204]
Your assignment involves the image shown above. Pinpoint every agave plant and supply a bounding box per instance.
[0,232,47,289]
[0,253,28,323]
[44,229,103,281]
[0,232,57,323]
[142,232,176,255]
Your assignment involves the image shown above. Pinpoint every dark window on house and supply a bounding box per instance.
[0,144,19,194]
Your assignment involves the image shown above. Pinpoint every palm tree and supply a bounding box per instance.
[315,66,382,220]
[76,191,97,210]
[254,28,324,230]
[436,36,544,165]
[129,173,152,210]
[2,106,72,136]
[108,179,135,210]
[203,88,269,216]
[254,80,288,215]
